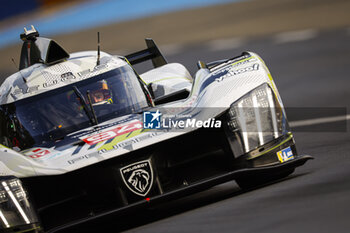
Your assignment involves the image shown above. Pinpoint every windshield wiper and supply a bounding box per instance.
[72,86,98,126]
[86,90,99,126]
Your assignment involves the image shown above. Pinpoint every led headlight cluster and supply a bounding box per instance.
[0,177,38,230]
[227,83,289,153]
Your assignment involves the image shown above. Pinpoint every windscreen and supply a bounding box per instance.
[0,65,149,149]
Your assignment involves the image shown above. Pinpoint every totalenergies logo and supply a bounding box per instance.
[81,120,143,145]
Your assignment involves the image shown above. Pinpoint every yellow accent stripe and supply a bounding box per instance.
[191,56,256,96]
[124,57,147,85]
[247,133,293,160]
[191,78,201,96]
[255,55,279,97]
[17,226,42,233]
[267,73,279,98]
[0,144,10,149]
[277,151,284,163]
[231,56,255,66]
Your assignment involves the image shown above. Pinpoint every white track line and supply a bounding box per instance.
[290,114,350,128]
[274,29,318,44]
[208,38,244,51]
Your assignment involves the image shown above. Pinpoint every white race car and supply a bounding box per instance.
[0,26,312,232]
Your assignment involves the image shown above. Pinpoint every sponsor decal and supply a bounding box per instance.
[77,64,109,80]
[43,80,58,88]
[210,54,252,72]
[81,120,143,145]
[43,72,76,88]
[199,59,259,93]
[68,154,96,165]
[25,148,51,159]
[43,64,110,89]
[60,72,76,81]
[277,146,294,163]
[211,56,256,75]
[67,131,160,165]
[77,69,90,77]
[120,160,153,196]
[143,110,162,129]
[13,85,40,96]
[69,116,137,139]
[67,120,158,158]
[215,64,259,82]
[231,57,258,68]
[97,131,161,155]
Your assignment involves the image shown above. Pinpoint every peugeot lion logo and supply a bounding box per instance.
[120,160,153,196]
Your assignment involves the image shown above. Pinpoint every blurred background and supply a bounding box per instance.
[0,0,349,78]
[1,1,350,232]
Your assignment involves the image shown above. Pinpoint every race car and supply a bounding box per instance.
[0,26,312,232]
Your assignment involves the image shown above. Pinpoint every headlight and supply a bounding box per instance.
[0,177,39,230]
[227,83,289,154]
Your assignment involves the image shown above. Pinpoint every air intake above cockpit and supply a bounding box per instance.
[19,25,70,70]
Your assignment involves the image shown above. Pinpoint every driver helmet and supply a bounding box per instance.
[90,79,113,105]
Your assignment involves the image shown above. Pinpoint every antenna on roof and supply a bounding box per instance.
[11,58,26,83]
[96,32,100,66]
[11,58,18,71]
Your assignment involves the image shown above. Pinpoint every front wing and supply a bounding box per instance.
[48,154,312,233]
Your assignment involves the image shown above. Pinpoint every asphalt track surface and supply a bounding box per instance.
[89,27,350,233]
